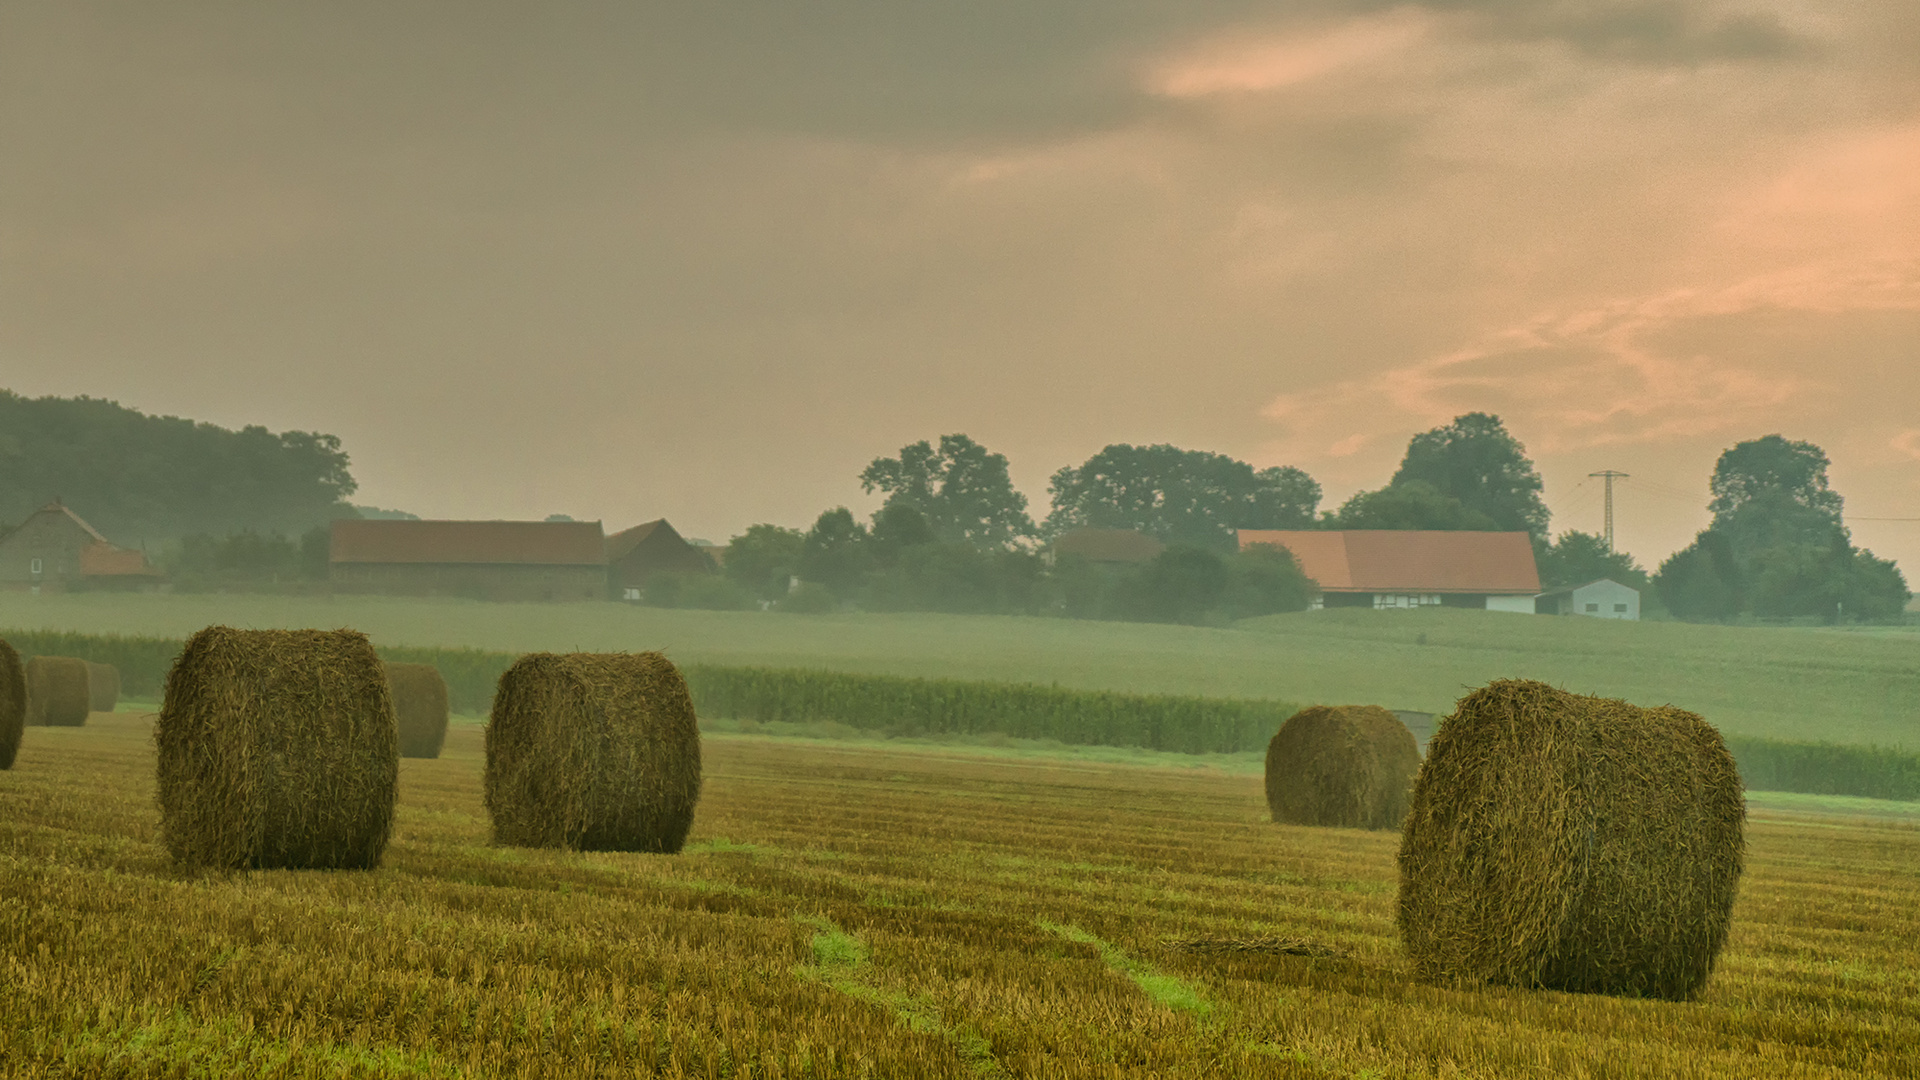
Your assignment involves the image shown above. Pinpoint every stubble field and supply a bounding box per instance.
[4,713,1918,1078]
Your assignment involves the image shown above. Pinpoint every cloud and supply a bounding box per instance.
[1149,9,1435,97]
[2,0,1915,572]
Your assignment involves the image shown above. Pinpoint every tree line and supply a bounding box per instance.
[0,390,356,543]
[674,416,1906,625]
[7,388,1901,622]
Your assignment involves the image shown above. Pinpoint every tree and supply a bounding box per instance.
[1708,435,1844,524]
[868,503,938,568]
[1120,545,1230,624]
[867,542,1047,615]
[860,434,1035,548]
[1537,531,1648,590]
[1707,436,1848,557]
[1656,434,1909,623]
[796,507,870,598]
[1654,531,1744,621]
[1226,543,1316,618]
[0,390,357,541]
[1045,444,1320,551]
[1390,413,1549,538]
[723,524,805,602]
[1747,533,1910,621]
[1329,480,1499,531]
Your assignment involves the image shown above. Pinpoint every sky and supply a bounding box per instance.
[3,1,1917,571]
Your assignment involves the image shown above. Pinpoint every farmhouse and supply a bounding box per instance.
[329,519,607,602]
[1045,528,1165,567]
[1535,578,1640,620]
[0,501,161,593]
[1236,529,1541,612]
[606,519,714,600]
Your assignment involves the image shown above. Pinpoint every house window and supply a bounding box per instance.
[28,558,41,576]
[1375,593,1442,609]
[1585,602,1599,612]
[623,587,642,601]
[1614,603,1628,613]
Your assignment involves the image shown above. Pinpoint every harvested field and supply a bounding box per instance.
[2,713,1918,1078]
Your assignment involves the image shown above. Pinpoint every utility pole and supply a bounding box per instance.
[1588,471,1629,552]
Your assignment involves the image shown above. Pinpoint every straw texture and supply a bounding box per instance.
[0,639,23,770]
[1265,705,1420,830]
[155,626,398,870]
[26,656,90,727]
[385,662,450,759]
[86,662,121,714]
[1397,678,1746,1000]
[485,651,701,852]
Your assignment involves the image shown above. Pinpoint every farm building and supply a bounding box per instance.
[329,519,607,602]
[0,501,162,593]
[1235,529,1541,612]
[606,519,715,600]
[1535,578,1640,620]
[1045,528,1165,567]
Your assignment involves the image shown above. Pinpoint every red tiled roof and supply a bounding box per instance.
[1051,528,1166,564]
[79,541,160,577]
[1237,530,1540,594]
[330,519,607,566]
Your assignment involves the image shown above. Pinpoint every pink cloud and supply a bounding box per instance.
[1148,9,1433,98]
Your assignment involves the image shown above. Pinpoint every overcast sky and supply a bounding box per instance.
[4,1,1917,571]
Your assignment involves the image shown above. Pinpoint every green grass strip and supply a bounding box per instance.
[15,626,1920,798]
[792,917,1005,1077]
[1039,921,1212,1017]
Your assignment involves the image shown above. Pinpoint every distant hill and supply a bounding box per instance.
[0,390,358,543]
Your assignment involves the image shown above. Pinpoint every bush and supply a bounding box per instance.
[778,582,839,614]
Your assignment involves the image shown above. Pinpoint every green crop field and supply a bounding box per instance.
[4,713,1917,1077]
[5,592,1919,746]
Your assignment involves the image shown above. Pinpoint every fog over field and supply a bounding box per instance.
[4,1,1918,572]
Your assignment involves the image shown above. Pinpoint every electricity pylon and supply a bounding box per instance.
[1588,471,1629,552]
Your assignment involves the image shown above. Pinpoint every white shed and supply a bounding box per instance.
[1535,579,1640,620]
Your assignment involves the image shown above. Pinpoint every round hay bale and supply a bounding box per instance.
[0,639,23,770]
[1397,678,1745,1000]
[1265,705,1421,829]
[155,626,398,870]
[86,662,121,714]
[485,651,701,852]
[384,662,450,759]
[26,656,91,727]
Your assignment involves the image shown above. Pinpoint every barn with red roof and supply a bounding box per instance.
[1236,529,1541,612]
